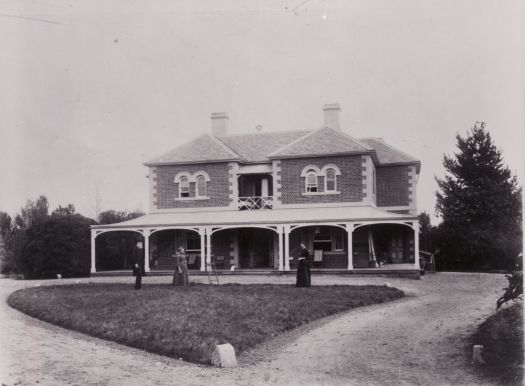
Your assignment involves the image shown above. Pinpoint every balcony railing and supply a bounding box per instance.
[238,196,273,210]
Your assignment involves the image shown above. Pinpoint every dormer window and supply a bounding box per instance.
[179,176,190,198]
[195,175,206,197]
[306,172,318,193]
[325,168,336,192]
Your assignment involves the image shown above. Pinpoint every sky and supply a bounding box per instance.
[0,0,523,224]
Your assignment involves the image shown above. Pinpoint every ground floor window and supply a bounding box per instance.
[333,227,345,251]
[313,226,332,251]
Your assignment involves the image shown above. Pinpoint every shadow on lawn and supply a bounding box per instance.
[8,283,404,365]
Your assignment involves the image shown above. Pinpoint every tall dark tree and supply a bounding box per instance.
[435,122,522,271]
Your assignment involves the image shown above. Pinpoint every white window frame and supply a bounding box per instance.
[174,171,210,201]
[301,164,341,196]
[305,172,318,193]
[179,176,190,198]
[325,168,337,192]
[195,175,207,198]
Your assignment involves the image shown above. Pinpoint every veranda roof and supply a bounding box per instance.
[92,206,416,230]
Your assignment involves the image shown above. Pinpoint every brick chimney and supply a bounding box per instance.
[211,112,229,137]
[323,103,341,130]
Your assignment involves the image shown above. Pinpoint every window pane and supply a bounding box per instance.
[306,173,318,192]
[326,169,336,191]
[196,176,206,197]
[186,232,201,250]
[180,176,189,197]
[334,228,344,250]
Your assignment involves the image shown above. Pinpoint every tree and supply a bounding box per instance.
[0,212,15,272]
[15,195,49,229]
[16,213,96,279]
[435,122,522,271]
[418,211,436,253]
[52,204,76,216]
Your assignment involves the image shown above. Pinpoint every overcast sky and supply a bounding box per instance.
[0,0,522,224]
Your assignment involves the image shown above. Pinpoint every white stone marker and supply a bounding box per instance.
[211,343,238,368]
[473,345,485,364]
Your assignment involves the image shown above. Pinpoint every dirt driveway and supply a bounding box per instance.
[0,273,506,386]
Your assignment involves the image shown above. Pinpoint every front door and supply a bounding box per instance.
[389,231,405,263]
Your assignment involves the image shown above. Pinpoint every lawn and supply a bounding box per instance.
[8,283,403,365]
[473,301,523,385]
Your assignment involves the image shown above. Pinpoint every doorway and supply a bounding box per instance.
[238,228,274,268]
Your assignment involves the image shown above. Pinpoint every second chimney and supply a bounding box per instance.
[323,103,341,130]
[211,112,229,137]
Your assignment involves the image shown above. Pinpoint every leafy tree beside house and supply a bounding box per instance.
[0,196,50,274]
[418,211,437,253]
[16,205,96,279]
[435,122,522,271]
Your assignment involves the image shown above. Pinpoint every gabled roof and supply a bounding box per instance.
[359,137,420,170]
[144,135,241,166]
[217,130,309,162]
[268,127,372,158]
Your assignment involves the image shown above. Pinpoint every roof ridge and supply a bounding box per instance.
[335,129,373,151]
[267,127,324,157]
[362,137,419,163]
[143,134,207,165]
[268,126,371,157]
[218,129,310,138]
[208,134,244,161]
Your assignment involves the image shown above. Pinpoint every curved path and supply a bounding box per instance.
[0,273,505,385]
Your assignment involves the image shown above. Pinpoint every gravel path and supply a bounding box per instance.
[0,273,506,386]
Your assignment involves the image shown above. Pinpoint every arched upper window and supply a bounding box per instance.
[325,168,337,192]
[305,172,318,193]
[179,176,190,198]
[195,175,206,197]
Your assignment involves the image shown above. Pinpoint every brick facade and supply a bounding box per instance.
[376,165,411,207]
[279,155,363,204]
[152,162,230,209]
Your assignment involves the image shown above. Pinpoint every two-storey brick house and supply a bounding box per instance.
[91,104,421,274]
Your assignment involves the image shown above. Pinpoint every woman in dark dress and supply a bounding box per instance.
[296,243,311,287]
[172,247,190,286]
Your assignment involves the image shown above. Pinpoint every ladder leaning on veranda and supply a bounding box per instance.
[207,262,219,285]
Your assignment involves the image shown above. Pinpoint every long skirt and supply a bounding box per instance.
[296,259,311,287]
[173,264,189,286]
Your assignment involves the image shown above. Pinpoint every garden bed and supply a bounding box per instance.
[8,283,403,365]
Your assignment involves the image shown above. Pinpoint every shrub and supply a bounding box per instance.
[16,214,96,279]
[474,302,523,385]
[497,271,523,309]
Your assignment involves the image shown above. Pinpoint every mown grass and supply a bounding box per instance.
[8,283,403,364]
[473,301,523,385]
